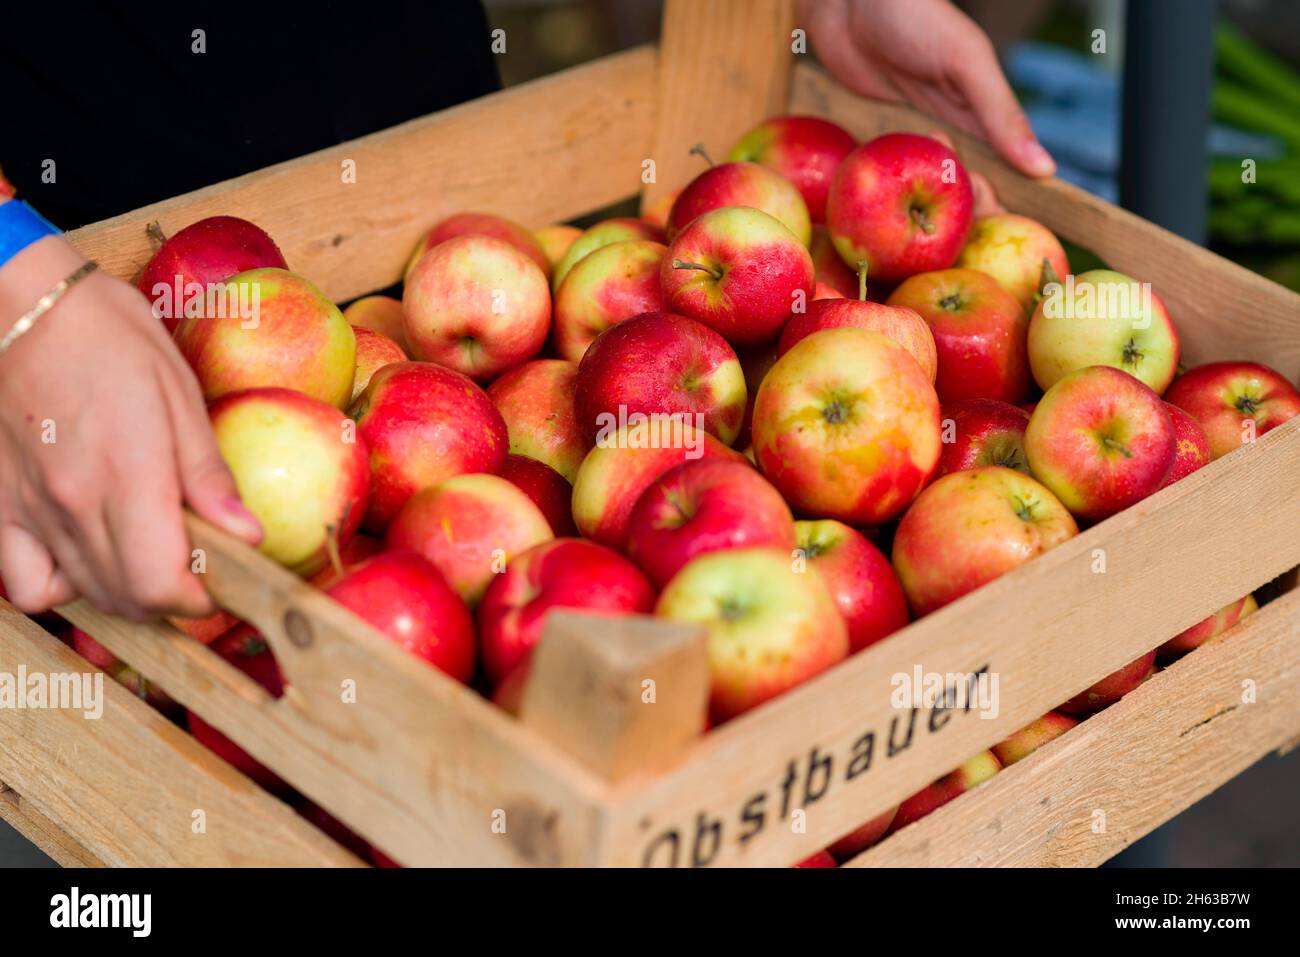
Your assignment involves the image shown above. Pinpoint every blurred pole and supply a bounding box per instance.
[1119,0,1217,244]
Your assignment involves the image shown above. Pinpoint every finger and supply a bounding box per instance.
[951,39,1055,178]
[924,128,1005,218]
[0,524,78,613]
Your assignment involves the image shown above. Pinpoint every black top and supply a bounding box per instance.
[1,1,501,228]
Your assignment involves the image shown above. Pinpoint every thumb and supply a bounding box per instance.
[955,41,1055,178]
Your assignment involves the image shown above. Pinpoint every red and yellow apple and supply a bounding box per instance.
[885,750,1001,834]
[349,326,406,404]
[795,519,908,653]
[404,211,549,280]
[668,160,812,246]
[498,453,577,537]
[955,213,1069,310]
[827,807,898,861]
[1163,360,1300,459]
[991,711,1078,766]
[1160,401,1212,487]
[343,295,407,352]
[727,115,857,223]
[552,217,664,291]
[486,358,588,482]
[1158,593,1257,661]
[553,240,667,362]
[1059,651,1157,715]
[778,296,937,383]
[532,223,582,272]
[937,398,1031,477]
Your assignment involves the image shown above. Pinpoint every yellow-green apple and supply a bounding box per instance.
[574,311,746,446]
[325,551,475,682]
[552,217,664,291]
[349,361,508,531]
[886,268,1030,403]
[778,296,937,383]
[349,327,406,404]
[571,423,747,550]
[1027,269,1180,394]
[1158,593,1257,661]
[827,133,974,283]
[139,216,288,333]
[1163,360,1300,459]
[553,240,667,362]
[936,398,1031,477]
[343,294,407,352]
[663,206,815,347]
[1160,401,1211,487]
[404,211,550,280]
[753,328,941,524]
[727,115,856,223]
[991,711,1078,766]
[1024,366,1176,521]
[486,358,588,482]
[667,160,812,246]
[174,267,356,408]
[641,190,679,232]
[809,225,859,298]
[71,628,178,714]
[792,850,839,868]
[885,750,1001,834]
[1059,651,1157,715]
[955,213,1069,310]
[532,224,582,271]
[386,473,553,603]
[827,807,898,861]
[403,235,550,381]
[211,387,369,576]
[655,547,848,722]
[626,459,795,587]
[795,519,908,653]
[498,453,577,537]
[477,538,656,686]
[892,466,1077,616]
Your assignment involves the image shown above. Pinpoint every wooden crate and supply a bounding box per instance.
[2,0,1299,867]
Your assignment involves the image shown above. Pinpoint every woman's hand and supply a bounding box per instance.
[801,0,1056,178]
[0,231,261,621]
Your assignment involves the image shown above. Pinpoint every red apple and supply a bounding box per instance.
[349,361,508,531]
[991,711,1079,766]
[405,211,549,280]
[662,206,814,347]
[168,611,240,645]
[138,216,287,333]
[778,296,937,383]
[386,473,553,603]
[306,533,385,590]
[1163,360,1300,459]
[349,326,406,404]
[626,459,795,587]
[498,453,577,537]
[325,550,475,682]
[71,628,178,714]
[728,115,856,223]
[343,295,407,352]
[937,398,1032,477]
[575,311,747,447]
[1160,401,1212,487]
[1028,269,1180,394]
[655,547,848,722]
[403,235,550,380]
[809,225,859,297]
[827,133,974,283]
[211,388,369,576]
[641,191,679,232]
[1024,366,1176,521]
[753,328,941,524]
[892,466,1077,616]
[792,850,839,868]
[794,519,908,653]
[887,268,1031,403]
[571,421,747,550]
[1158,593,1257,661]
[827,807,898,861]
[1059,651,1157,715]
[955,213,1069,310]
[486,359,588,482]
[477,538,655,685]
[553,240,667,362]
[187,626,290,792]
[886,751,1001,833]
[552,217,664,291]
[175,268,356,408]
[667,161,811,246]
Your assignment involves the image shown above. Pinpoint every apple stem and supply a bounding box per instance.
[324,523,344,580]
[1036,257,1063,300]
[146,221,168,249]
[1101,437,1134,459]
[672,258,724,280]
[856,261,869,301]
[689,143,715,168]
[910,206,936,235]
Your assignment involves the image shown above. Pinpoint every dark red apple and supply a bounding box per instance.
[937,398,1031,477]
[498,454,577,537]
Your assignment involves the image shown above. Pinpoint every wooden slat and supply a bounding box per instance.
[66,46,657,304]
[850,586,1300,866]
[56,516,613,867]
[592,416,1300,866]
[0,785,104,868]
[789,64,1300,381]
[0,605,360,866]
[642,0,797,209]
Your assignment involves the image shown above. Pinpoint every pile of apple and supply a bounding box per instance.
[71,115,1300,867]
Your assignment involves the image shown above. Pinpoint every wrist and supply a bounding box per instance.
[0,235,89,337]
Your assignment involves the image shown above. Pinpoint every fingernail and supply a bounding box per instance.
[1021,140,1055,176]
[222,496,263,542]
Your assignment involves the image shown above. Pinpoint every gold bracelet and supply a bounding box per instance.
[0,260,99,356]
